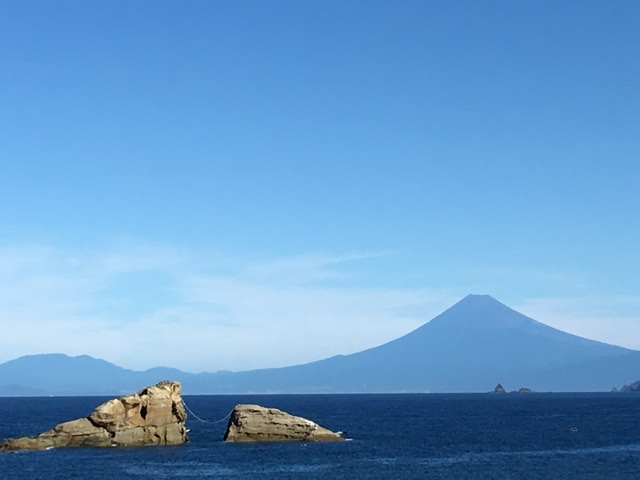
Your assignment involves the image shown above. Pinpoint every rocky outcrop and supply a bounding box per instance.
[224,404,344,442]
[491,383,506,394]
[619,380,640,392]
[1,381,187,451]
[489,384,535,394]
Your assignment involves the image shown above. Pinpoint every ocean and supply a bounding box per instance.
[1,393,639,479]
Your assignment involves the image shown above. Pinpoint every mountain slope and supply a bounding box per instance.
[202,294,633,392]
[1,295,638,394]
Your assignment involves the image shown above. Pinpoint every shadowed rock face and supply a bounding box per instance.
[492,383,506,394]
[1,381,187,451]
[224,404,344,442]
[619,380,640,392]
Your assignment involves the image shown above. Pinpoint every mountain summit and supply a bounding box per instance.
[427,293,546,328]
[392,294,626,358]
[1,295,639,394]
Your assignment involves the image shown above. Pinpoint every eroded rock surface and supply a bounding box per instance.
[224,404,343,442]
[1,381,187,451]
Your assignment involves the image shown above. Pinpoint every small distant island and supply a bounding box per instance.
[490,384,536,394]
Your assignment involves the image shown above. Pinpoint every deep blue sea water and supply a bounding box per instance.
[1,393,639,479]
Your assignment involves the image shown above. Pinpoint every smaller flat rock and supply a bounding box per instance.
[224,404,344,443]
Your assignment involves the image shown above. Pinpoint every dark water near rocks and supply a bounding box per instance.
[1,393,639,479]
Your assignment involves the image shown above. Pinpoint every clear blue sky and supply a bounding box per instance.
[1,1,639,372]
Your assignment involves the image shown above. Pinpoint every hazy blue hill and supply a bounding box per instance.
[0,354,181,395]
[1,295,638,394]
[0,354,135,395]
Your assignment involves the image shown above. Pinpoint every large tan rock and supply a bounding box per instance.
[224,404,344,443]
[1,381,188,451]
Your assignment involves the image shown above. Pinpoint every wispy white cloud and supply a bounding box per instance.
[240,251,390,284]
[0,241,451,372]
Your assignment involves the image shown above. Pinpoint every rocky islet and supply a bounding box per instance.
[223,404,344,443]
[1,381,188,451]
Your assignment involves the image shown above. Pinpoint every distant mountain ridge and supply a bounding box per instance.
[1,295,639,395]
[0,354,183,395]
